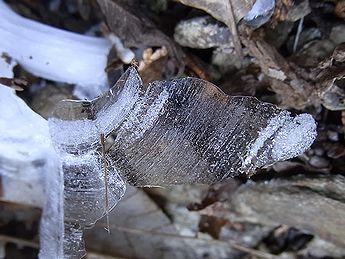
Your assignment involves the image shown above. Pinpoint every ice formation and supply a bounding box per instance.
[0,56,52,207]
[0,56,64,258]
[48,66,316,257]
[0,0,134,99]
[105,68,316,185]
[1,58,316,257]
[48,71,138,257]
[0,2,316,256]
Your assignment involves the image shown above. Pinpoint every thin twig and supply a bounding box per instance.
[184,54,209,80]
[100,133,110,234]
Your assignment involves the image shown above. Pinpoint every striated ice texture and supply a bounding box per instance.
[48,70,138,258]
[38,150,64,259]
[105,68,316,185]
[49,66,316,258]
[50,66,317,187]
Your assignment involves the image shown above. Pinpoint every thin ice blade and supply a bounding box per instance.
[106,71,316,185]
[48,66,316,257]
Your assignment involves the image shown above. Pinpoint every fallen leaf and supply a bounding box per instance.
[97,0,184,75]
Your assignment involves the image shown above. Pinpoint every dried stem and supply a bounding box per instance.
[100,133,110,234]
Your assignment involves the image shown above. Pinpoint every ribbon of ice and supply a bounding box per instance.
[46,66,316,258]
[0,1,317,259]
[1,63,317,258]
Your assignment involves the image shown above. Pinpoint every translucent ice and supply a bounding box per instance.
[104,67,316,185]
[48,71,136,258]
[49,66,316,258]
[50,67,317,187]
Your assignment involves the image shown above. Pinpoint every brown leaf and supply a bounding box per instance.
[97,0,184,75]
[239,27,318,109]
[199,215,229,239]
[324,142,345,159]
[273,0,310,23]
[313,43,345,111]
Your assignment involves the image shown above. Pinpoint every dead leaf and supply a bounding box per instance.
[176,0,255,57]
[273,0,310,23]
[239,26,319,109]
[97,0,184,75]
[313,43,345,111]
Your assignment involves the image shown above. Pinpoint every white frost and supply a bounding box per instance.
[272,113,317,161]
[243,111,290,168]
[0,56,63,259]
[243,111,317,171]
[0,56,53,206]
[0,0,111,98]
[0,88,64,258]
[0,0,135,99]
[108,34,135,64]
